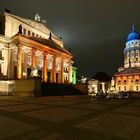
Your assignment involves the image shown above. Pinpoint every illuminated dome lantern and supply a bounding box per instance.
[127,25,140,41]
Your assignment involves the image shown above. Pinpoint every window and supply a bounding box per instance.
[117,80,121,85]
[118,86,121,91]
[0,63,2,76]
[135,79,139,84]
[47,61,52,70]
[23,28,26,35]
[28,30,31,36]
[64,65,67,72]
[32,32,35,37]
[136,52,139,57]
[56,63,60,71]
[124,86,126,91]
[123,80,126,85]
[0,50,2,60]
[27,55,32,66]
[38,58,43,69]
[131,51,134,57]
[136,86,139,91]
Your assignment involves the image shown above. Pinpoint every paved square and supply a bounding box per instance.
[0,104,48,113]
[24,107,91,123]
[0,96,140,140]
[0,115,37,139]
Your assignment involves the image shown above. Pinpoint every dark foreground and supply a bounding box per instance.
[0,95,140,140]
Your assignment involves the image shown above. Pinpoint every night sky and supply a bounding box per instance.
[0,0,140,77]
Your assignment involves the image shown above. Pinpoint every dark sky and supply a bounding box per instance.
[0,0,140,77]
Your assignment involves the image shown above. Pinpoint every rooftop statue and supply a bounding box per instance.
[35,13,41,22]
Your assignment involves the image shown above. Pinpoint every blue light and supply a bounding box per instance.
[127,25,140,41]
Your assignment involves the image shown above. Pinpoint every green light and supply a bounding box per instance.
[72,67,77,84]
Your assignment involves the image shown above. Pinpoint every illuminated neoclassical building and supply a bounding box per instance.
[115,25,140,92]
[0,11,74,84]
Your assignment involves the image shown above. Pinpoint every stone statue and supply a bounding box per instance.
[49,32,52,40]
[111,77,115,87]
[30,67,38,77]
[35,13,41,21]
[129,59,131,67]
[18,24,22,34]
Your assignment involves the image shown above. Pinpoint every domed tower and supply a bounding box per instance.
[124,25,140,69]
[114,25,140,93]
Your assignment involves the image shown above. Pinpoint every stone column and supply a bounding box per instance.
[52,55,56,83]
[32,48,36,68]
[43,52,47,82]
[17,43,22,79]
[61,58,64,83]
[24,53,28,78]
[101,82,105,93]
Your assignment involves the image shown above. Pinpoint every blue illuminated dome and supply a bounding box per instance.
[127,25,140,41]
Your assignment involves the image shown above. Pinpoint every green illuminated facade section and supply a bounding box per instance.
[72,66,77,84]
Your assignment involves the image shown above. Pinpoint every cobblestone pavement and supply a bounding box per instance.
[0,95,140,140]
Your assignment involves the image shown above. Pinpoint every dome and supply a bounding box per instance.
[127,31,139,41]
[127,25,140,41]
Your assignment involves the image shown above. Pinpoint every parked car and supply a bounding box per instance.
[96,91,106,98]
[106,92,130,99]
[106,93,120,99]
[119,92,130,98]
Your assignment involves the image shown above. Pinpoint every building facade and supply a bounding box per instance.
[0,11,73,84]
[88,72,111,95]
[115,25,140,92]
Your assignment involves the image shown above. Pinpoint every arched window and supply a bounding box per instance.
[117,80,121,85]
[135,79,139,84]
[136,58,138,62]
[28,30,31,36]
[23,28,26,35]
[118,86,121,91]
[136,86,139,91]
[124,86,126,91]
[135,50,139,57]
[123,80,126,85]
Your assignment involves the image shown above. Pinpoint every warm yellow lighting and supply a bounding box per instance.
[23,72,26,76]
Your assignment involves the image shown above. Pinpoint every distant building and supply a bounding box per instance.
[115,25,140,92]
[88,72,111,95]
[0,11,73,83]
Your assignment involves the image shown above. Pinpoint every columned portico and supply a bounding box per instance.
[13,34,73,83]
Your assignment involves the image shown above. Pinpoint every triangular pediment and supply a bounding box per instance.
[115,67,140,75]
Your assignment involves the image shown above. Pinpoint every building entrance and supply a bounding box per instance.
[56,73,59,83]
[27,68,31,78]
[47,71,51,83]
